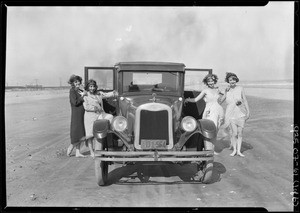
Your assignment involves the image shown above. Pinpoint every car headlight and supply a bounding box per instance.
[181,116,197,132]
[111,116,128,132]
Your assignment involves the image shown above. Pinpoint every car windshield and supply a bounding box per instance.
[122,71,181,95]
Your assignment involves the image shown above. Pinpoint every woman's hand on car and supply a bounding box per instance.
[184,98,191,105]
[113,90,118,97]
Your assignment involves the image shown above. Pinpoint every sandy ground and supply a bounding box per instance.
[4,88,294,211]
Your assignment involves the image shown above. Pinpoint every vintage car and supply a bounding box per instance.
[84,62,217,186]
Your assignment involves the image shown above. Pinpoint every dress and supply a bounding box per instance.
[69,87,85,144]
[203,88,224,129]
[223,86,246,129]
[83,92,114,140]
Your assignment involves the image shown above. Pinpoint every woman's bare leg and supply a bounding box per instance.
[67,144,74,157]
[236,126,245,157]
[230,123,238,156]
[228,125,234,150]
[75,142,86,157]
[208,115,219,155]
[88,138,95,159]
[229,136,237,156]
[212,138,219,155]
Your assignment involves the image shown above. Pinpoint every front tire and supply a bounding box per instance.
[137,166,150,183]
[194,138,214,183]
[199,138,214,184]
[95,158,108,186]
[199,159,213,184]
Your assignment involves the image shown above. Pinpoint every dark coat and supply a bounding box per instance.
[69,87,85,144]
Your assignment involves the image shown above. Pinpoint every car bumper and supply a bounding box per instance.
[94,150,214,162]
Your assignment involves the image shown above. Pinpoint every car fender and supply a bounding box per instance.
[198,119,217,140]
[93,119,110,140]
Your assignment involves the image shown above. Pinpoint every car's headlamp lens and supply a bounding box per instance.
[111,116,128,132]
[181,116,197,132]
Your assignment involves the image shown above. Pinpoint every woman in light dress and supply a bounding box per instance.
[83,79,117,158]
[185,74,224,154]
[219,72,250,157]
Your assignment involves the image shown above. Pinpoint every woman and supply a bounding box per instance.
[219,72,250,157]
[185,74,224,154]
[83,79,117,158]
[67,75,87,157]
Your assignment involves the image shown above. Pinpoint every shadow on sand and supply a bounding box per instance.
[102,161,227,186]
[214,137,253,154]
[89,136,253,186]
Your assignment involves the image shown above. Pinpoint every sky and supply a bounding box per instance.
[5,2,294,86]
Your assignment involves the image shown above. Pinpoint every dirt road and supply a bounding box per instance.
[4,91,294,210]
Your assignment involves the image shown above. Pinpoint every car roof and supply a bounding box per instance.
[115,62,186,72]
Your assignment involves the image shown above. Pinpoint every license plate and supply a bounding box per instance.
[141,139,167,149]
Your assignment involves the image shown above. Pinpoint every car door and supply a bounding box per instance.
[183,68,212,120]
[184,68,212,91]
[84,67,117,115]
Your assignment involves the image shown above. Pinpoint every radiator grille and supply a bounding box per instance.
[134,102,174,149]
[139,110,169,145]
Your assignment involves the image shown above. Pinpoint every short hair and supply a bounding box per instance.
[85,79,98,93]
[202,74,218,86]
[225,72,239,83]
[68,75,82,86]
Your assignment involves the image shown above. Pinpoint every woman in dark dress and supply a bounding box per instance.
[67,75,87,157]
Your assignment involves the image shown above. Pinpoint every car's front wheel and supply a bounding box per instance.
[95,158,108,186]
[199,159,213,183]
[137,166,150,183]
[195,138,214,183]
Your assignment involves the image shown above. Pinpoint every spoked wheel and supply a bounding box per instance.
[95,158,108,186]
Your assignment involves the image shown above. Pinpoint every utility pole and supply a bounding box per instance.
[59,78,62,87]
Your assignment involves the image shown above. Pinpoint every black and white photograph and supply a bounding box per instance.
[3,2,296,211]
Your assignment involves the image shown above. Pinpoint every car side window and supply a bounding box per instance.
[86,69,114,90]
